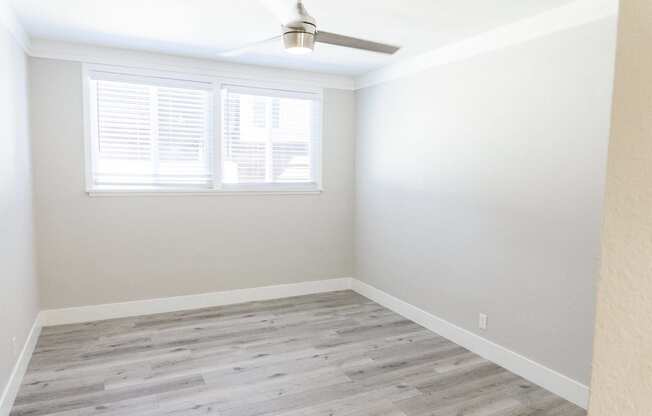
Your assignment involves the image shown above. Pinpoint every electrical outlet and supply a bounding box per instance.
[11,336,18,357]
[479,313,488,330]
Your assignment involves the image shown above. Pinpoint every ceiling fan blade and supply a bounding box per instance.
[316,31,400,55]
[218,35,281,57]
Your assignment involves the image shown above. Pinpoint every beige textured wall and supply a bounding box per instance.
[355,18,617,385]
[29,58,355,309]
[0,23,39,399]
[589,1,652,414]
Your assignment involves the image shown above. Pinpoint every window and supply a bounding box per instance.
[87,71,214,190]
[222,86,321,187]
[85,66,322,194]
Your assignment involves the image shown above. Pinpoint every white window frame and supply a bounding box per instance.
[82,64,323,196]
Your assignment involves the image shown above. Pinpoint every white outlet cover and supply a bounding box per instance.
[479,313,488,330]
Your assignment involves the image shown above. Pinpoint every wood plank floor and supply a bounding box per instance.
[11,291,586,416]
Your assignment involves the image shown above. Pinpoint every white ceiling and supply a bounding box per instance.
[10,0,576,76]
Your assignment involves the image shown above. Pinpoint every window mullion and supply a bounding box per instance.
[212,83,222,189]
[265,96,274,183]
[150,85,160,180]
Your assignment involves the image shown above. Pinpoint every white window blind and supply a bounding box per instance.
[222,85,320,186]
[88,72,213,189]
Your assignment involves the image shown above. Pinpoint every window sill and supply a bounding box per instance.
[86,188,323,197]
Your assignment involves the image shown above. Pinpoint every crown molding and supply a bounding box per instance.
[356,0,619,89]
[27,38,356,91]
[0,0,30,51]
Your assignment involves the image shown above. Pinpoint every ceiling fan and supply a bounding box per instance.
[220,0,401,57]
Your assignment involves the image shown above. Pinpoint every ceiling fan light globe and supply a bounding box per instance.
[283,31,315,54]
[286,46,313,55]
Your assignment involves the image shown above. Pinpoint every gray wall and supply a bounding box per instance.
[0,27,39,396]
[29,58,355,309]
[355,18,617,385]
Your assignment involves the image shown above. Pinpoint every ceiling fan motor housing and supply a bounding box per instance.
[282,1,317,53]
[282,23,316,52]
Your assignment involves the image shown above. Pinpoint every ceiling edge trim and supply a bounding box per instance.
[0,0,31,52]
[27,39,356,91]
[355,0,619,90]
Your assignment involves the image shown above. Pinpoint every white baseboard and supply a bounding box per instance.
[39,278,353,327]
[0,316,41,416]
[349,279,590,409]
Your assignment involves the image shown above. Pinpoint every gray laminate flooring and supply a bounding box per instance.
[11,291,586,416]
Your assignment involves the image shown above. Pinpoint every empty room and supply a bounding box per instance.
[1,0,650,415]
